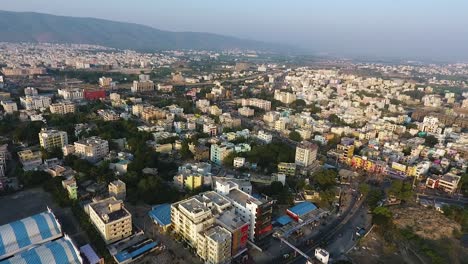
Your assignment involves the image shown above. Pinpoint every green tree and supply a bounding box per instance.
[358,183,370,196]
[372,206,393,226]
[311,169,337,190]
[424,135,438,148]
[388,180,413,201]
[288,131,302,142]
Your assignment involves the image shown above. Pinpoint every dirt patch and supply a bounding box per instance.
[391,205,461,240]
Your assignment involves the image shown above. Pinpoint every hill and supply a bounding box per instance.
[0,10,288,52]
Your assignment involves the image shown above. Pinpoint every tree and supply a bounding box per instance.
[180,140,193,159]
[388,180,413,201]
[372,206,393,226]
[358,183,370,196]
[288,131,302,142]
[222,152,236,167]
[270,181,284,195]
[424,135,438,148]
[367,189,384,209]
[311,169,337,190]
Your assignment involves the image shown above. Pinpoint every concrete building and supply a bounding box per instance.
[233,157,245,168]
[210,143,234,165]
[49,101,76,115]
[315,248,330,264]
[20,96,51,110]
[131,75,154,93]
[74,136,109,162]
[295,141,318,167]
[1,100,18,114]
[257,130,273,143]
[58,88,84,101]
[196,225,232,264]
[99,76,113,87]
[17,149,42,171]
[109,180,126,201]
[88,197,132,244]
[39,129,68,150]
[24,87,38,96]
[277,162,296,176]
[238,106,254,117]
[241,98,271,111]
[274,90,297,104]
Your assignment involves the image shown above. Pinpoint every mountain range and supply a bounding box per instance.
[0,10,290,52]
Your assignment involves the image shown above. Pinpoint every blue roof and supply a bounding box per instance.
[0,237,81,264]
[115,241,158,263]
[288,202,317,217]
[276,215,292,226]
[148,204,171,226]
[0,211,62,260]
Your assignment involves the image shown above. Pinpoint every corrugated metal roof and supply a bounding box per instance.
[148,204,171,226]
[287,202,317,217]
[0,237,82,264]
[0,211,62,260]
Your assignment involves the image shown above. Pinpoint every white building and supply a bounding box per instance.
[39,129,68,150]
[74,136,109,162]
[58,88,84,101]
[238,106,254,117]
[295,141,318,167]
[20,96,51,110]
[233,157,245,168]
[315,248,329,264]
[1,100,18,113]
[257,130,273,143]
[24,87,38,96]
[49,101,76,115]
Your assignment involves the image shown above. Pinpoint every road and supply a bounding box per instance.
[417,193,468,206]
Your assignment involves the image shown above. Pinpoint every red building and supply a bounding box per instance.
[84,90,106,100]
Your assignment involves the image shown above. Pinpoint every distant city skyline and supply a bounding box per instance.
[2,0,468,61]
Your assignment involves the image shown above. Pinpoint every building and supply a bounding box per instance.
[0,210,63,260]
[132,75,155,93]
[257,130,272,143]
[295,141,318,167]
[215,181,273,248]
[196,225,232,264]
[315,248,330,264]
[17,149,42,170]
[426,173,461,194]
[1,100,18,114]
[238,106,254,117]
[38,129,68,150]
[233,157,245,168]
[170,191,231,246]
[193,145,210,161]
[49,101,76,115]
[274,90,297,104]
[278,162,296,176]
[109,180,126,201]
[74,136,109,162]
[210,143,234,165]
[88,197,132,244]
[173,162,212,191]
[241,98,271,111]
[57,88,84,100]
[62,177,78,200]
[84,90,106,100]
[99,76,113,87]
[286,201,318,222]
[20,96,51,110]
[24,87,38,96]
[217,210,249,257]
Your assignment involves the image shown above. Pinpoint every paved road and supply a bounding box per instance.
[417,193,468,206]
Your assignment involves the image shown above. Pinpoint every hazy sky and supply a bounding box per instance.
[2,0,468,61]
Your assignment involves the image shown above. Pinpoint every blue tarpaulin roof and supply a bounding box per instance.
[148,204,171,226]
[287,202,317,217]
[0,237,81,264]
[276,215,293,226]
[0,211,62,260]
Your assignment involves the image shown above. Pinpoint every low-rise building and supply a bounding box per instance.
[18,149,42,171]
[277,162,296,176]
[49,101,76,115]
[109,180,126,201]
[1,100,18,113]
[20,95,51,110]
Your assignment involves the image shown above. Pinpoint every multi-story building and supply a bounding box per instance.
[278,162,296,176]
[217,209,249,256]
[57,88,84,101]
[74,136,109,162]
[274,90,297,104]
[295,141,318,167]
[257,130,273,143]
[99,76,113,87]
[17,149,42,171]
[108,180,126,201]
[215,181,273,249]
[1,100,18,114]
[131,75,155,93]
[24,87,38,96]
[238,106,254,117]
[241,98,271,111]
[49,101,76,115]
[97,109,120,121]
[38,129,68,150]
[20,96,51,110]
[426,173,461,194]
[88,197,132,244]
[196,225,232,264]
[211,143,234,165]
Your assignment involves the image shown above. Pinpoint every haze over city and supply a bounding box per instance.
[2,0,468,61]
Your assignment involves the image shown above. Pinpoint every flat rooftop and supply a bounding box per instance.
[204,225,231,243]
[89,198,130,223]
[227,188,261,206]
[218,210,247,231]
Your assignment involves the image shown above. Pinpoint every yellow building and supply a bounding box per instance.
[277,162,296,176]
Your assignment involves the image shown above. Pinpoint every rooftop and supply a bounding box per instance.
[287,202,317,217]
[204,225,231,243]
[217,210,247,231]
[89,197,130,223]
[226,188,261,206]
[148,204,171,226]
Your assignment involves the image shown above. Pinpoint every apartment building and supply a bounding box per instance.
[1,100,18,113]
[131,75,154,93]
[295,141,318,167]
[215,181,273,248]
[17,149,42,171]
[241,98,271,111]
[20,96,51,110]
[257,130,272,143]
[277,162,296,176]
[238,106,254,117]
[24,87,38,96]
[88,197,132,244]
[38,129,68,150]
[196,225,232,264]
[108,180,126,201]
[211,143,234,165]
[49,101,76,115]
[426,173,461,194]
[58,88,84,100]
[274,90,297,104]
[99,77,113,87]
[74,136,109,162]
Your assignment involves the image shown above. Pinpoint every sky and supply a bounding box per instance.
[2,0,468,61]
